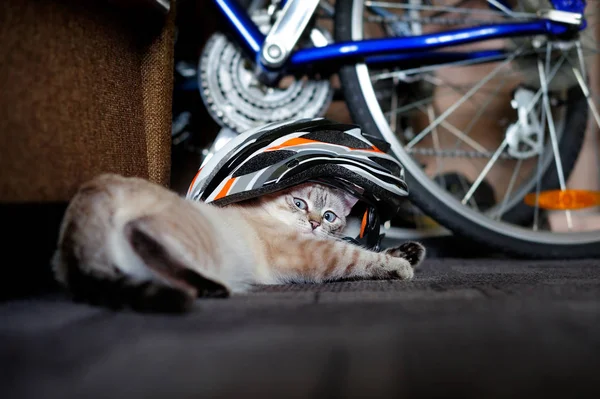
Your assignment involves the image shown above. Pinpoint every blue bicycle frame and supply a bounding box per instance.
[213,0,587,75]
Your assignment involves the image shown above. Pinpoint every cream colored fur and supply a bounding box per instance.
[52,174,425,305]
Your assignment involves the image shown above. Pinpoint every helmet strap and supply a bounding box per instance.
[343,206,385,251]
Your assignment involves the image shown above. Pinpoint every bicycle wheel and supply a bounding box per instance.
[335,0,600,258]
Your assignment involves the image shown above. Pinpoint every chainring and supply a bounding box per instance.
[198,11,334,133]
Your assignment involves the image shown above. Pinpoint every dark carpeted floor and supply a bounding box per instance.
[2,257,600,399]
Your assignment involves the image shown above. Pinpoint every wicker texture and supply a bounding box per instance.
[0,0,175,202]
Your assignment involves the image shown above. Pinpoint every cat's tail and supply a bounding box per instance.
[52,174,230,313]
[52,248,199,313]
[52,216,231,313]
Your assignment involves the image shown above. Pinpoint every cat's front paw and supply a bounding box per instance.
[383,258,414,280]
[384,241,426,268]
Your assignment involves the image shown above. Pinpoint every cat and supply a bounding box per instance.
[52,173,426,312]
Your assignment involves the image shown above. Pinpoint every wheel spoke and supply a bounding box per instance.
[365,14,505,26]
[538,45,572,230]
[406,47,523,149]
[445,74,510,197]
[408,0,422,35]
[457,171,480,211]
[371,52,511,83]
[423,74,481,109]
[365,1,535,19]
[382,71,517,118]
[448,74,510,156]
[532,99,547,232]
[389,75,399,133]
[427,104,444,177]
[461,138,509,205]
[572,42,600,192]
[371,48,548,83]
[318,0,335,18]
[496,158,523,220]
[465,77,508,136]
[384,95,435,118]
[572,53,600,141]
[416,105,489,153]
[487,0,520,18]
[524,54,567,115]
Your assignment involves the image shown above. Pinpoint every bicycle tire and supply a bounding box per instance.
[334,0,600,258]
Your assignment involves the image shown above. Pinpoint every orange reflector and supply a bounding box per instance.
[524,189,600,210]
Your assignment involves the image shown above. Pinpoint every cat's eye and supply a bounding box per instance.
[323,211,337,223]
[293,198,308,210]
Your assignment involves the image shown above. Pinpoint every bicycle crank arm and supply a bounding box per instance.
[260,0,321,69]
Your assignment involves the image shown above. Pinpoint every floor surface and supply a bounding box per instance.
[2,258,600,398]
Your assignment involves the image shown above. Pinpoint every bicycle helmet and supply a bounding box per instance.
[186,118,409,250]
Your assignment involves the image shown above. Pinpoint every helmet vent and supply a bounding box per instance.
[369,157,402,175]
[303,130,372,149]
[232,150,296,177]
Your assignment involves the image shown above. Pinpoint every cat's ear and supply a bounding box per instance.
[340,192,359,215]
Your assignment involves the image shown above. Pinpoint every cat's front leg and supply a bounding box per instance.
[339,241,426,281]
[266,234,425,284]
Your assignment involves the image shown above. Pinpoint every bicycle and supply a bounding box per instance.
[180,0,600,259]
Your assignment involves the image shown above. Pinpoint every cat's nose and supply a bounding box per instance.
[310,220,320,230]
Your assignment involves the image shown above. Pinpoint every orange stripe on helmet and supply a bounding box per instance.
[214,177,236,200]
[266,137,318,151]
[266,137,385,153]
[187,167,203,196]
[366,146,384,153]
[359,209,368,239]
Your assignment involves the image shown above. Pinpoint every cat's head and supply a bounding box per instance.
[259,183,359,238]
